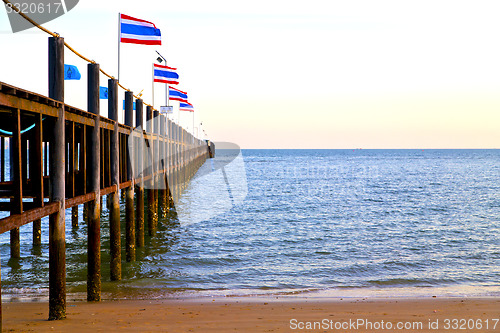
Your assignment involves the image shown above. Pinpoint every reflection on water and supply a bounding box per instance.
[0,191,184,299]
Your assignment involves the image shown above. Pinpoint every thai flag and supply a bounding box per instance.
[154,64,179,84]
[120,14,161,45]
[169,87,188,103]
[179,102,194,112]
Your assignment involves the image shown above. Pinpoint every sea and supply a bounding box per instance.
[1,149,499,300]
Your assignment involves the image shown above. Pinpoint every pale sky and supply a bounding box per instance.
[1,0,499,148]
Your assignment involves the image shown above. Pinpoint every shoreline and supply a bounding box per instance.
[3,284,499,303]
[3,296,499,332]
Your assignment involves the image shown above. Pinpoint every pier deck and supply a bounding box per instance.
[0,37,210,327]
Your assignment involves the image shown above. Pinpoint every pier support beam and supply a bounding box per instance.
[48,36,66,320]
[124,91,135,261]
[135,99,144,248]
[153,110,159,229]
[174,124,179,203]
[71,207,78,228]
[125,186,135,261]
[159,115,167,217]
[167,119,174,208]
[31,113,44,247]
[87,63,101,302]
[33,218,42,246]
[108,79,121,280]
[83,202,88,223]
[68,122,78,229]
[146,106,156,236]
[165,119,171,210]
[10,109,22,259]
[1,137,4,182]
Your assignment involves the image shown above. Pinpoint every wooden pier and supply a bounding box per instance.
[0,37,210,327]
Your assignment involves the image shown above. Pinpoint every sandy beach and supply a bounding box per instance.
[3,297,499,332]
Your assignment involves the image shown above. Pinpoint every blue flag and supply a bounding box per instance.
[123,100,136,110]
[64,64,81,80]
[100,86,108,99]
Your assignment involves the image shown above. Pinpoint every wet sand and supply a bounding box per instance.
[3,297,499,332]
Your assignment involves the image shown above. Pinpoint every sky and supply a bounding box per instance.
[1,0,500,148]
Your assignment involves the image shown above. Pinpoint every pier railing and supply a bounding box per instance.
[0,36,210,326]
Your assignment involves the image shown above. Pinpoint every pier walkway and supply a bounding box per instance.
[0,36,211,327]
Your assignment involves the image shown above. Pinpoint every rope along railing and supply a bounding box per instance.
[2,0,156,109]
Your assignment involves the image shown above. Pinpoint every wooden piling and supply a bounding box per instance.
[146,106,155,235]
[171,123,176,203]
[80,125,88,225]
[48,36,66,320]
[124,91,135,261]
[108,78,121,280]
[33,218,42,246]
[135,99,145,247]
[165,119,171,208]
[10,108,22,259]
[31,113,44,246]
[87,63,101,302]
[174,124,180,201]
[178,126,183,197]
[153,110,160,229]
[68,122,78,229]
[1,137,4,182]
[71,207,78,228]
[159,115,167,216]
[83,202,88,223]
[182,129,185,190]
[167,119,174,207]
[107,193,112,211]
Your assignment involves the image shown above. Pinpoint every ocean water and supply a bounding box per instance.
[1,149,499,299]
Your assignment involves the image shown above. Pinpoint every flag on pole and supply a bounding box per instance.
[153,64,179,84]
[179,102,194,112]
[99,86,108,99]
[64,64,81,80]
[123,100,136,110]
[120,14,161,45]
[168,86,188,102]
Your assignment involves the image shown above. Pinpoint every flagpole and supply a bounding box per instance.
[152,63,154,108]
[165,53,168,107]
[118,12,121,82]
[164,54,169,121]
